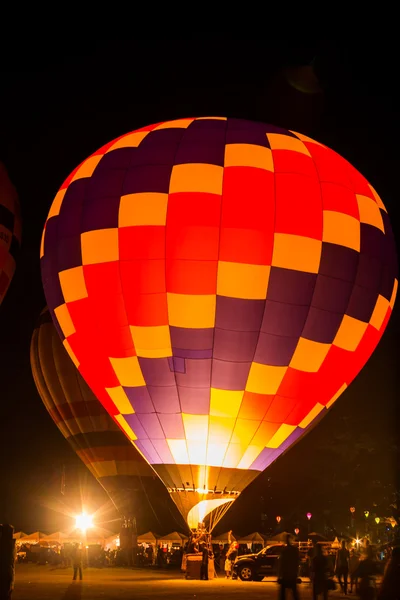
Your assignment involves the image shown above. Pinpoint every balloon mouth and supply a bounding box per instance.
[187,497,236,532]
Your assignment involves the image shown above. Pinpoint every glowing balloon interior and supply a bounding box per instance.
[0,162,21,306]
[40,117,397,529]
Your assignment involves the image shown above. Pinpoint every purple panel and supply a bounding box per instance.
[81,195,121,232]
[302,307,343,343]
[346,285,378,322]
[148,386,181,413]
[261,301,308,337]
[134,439,161,464]
[173,348,213,359]
[213,328,259,362]
[168,356,186,374]
[175,359,212,388]
[131,129,184,166]
[188,119,227,131]
[56,236,83,271]
[42,273,64,314]
[264,124,297,136]
[267,268,317,306]
[215,297,265,331]
[138,358,176,386]
[122,165,172,194]
[178,387,210,414]
[169,327,214,350]
[355,254,382,291]
[151,438,175,463]
[124,414,148,439]
[249,447,276,471]
[360,223,385,261]
[123,386,154,413]
[211,360,251,390]
[381,211,398,270]
[254,333,298,366]
[57,180,87,237]
[319,242,359,283]
[250,426,304,471]
[43,217,58,256]
[96,147,137,170]
[311,274,353,314]
[137,413,164,439]
[174,128,226,166]
[49,306,64,340]
[380,266,396,301]
[86,168,126,201]
[158,413,185,438]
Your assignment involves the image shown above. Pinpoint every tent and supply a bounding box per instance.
[13,531,27,540]
[308,532,328,541]
[236,532,265,544]
[212,532,237,544]
[137,531,159,544]
[40,532,66,544]
[19,532,47,544]
[158,531,188,544]
[270,532,293,542]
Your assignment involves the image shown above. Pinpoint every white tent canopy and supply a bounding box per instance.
[13,531,27,540]
[137,531,159,544]
[236,532,265,544]
[40,532,65,543]
[158,531,188,544]
[212,532,237,544]
[19,531,46,544]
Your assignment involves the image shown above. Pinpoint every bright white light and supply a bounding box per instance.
[75,512,93,532]
[355,538,361,545]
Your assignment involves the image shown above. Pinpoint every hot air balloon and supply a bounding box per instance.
[0,161,21,306]
[40,117,397,533]
[30,306,173,528]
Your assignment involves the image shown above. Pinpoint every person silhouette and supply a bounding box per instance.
[278,534,300,600]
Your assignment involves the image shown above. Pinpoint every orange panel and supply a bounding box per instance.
[237,391,274,421]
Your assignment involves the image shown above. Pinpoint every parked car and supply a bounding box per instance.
[232,543,312,581]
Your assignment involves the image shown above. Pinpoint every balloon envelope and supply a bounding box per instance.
[0,162,21,306]
[40,117,397,527]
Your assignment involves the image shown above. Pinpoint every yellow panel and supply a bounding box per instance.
[290,337,330,372]
[217,262,270,299]
[130,325,172,358]
[223,443,246,468]
[187,440,207,465]
[54,304,75,338]
[63,339,80,368]
[81,228,119,265]
[230,419,261,446]
[210,389,243,418]
[224,144,274,171]
[272,233,322,274]
[196,117,227,121]
[109,356,145,387]
[356,194,385,232]
[182,414,209,442]
[298,402,324,429]
[266,423,296,448]
[333,315,368,352]
[237,445,264,470]
[368,184,387,213]
[169,164,224,195]
[40,227,45,258]
[59,266,88,303]
[90,461,118,478]
[206,442,229,467]
[390,278,398,309]
[167,293,216,328]
[115,414,137,440]
[369,295,390,330]
[47,189,66,219]
[167,439,190,464]
[267,133,311,156]
[154,119,195,129]
[106,131,149,151]
[322,211,360,252]
[289,131,326,147]
[106,386,134,414]
[208,416,236,443]
[246,363,287,395]
[71,155,103,182]
[119,193,168,227]
[326,383,347,409]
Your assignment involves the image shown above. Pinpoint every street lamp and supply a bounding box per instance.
[76,512,93,534]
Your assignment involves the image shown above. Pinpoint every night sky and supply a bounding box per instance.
[0,40,398,537]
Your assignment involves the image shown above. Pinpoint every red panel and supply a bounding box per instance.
[306,144,353,190]
[272,150,317,178]
[119,226,165,260]
[285,397,318,426]
[219,227,273,265]
[120,259,166,294]
[67,331,120,393]
[345,161,374,197]
[166,259,218,294]
[238,391,274,420]
[321,182,360,219]
[123,292,169,327]
[264,395,297,423]
[346,323,381,385]
[84,262,123,297]
[274,172,322,239]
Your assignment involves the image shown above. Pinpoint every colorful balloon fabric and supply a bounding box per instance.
[40,117,398,524]
[0,162,21,305]
[30,307,156,515]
